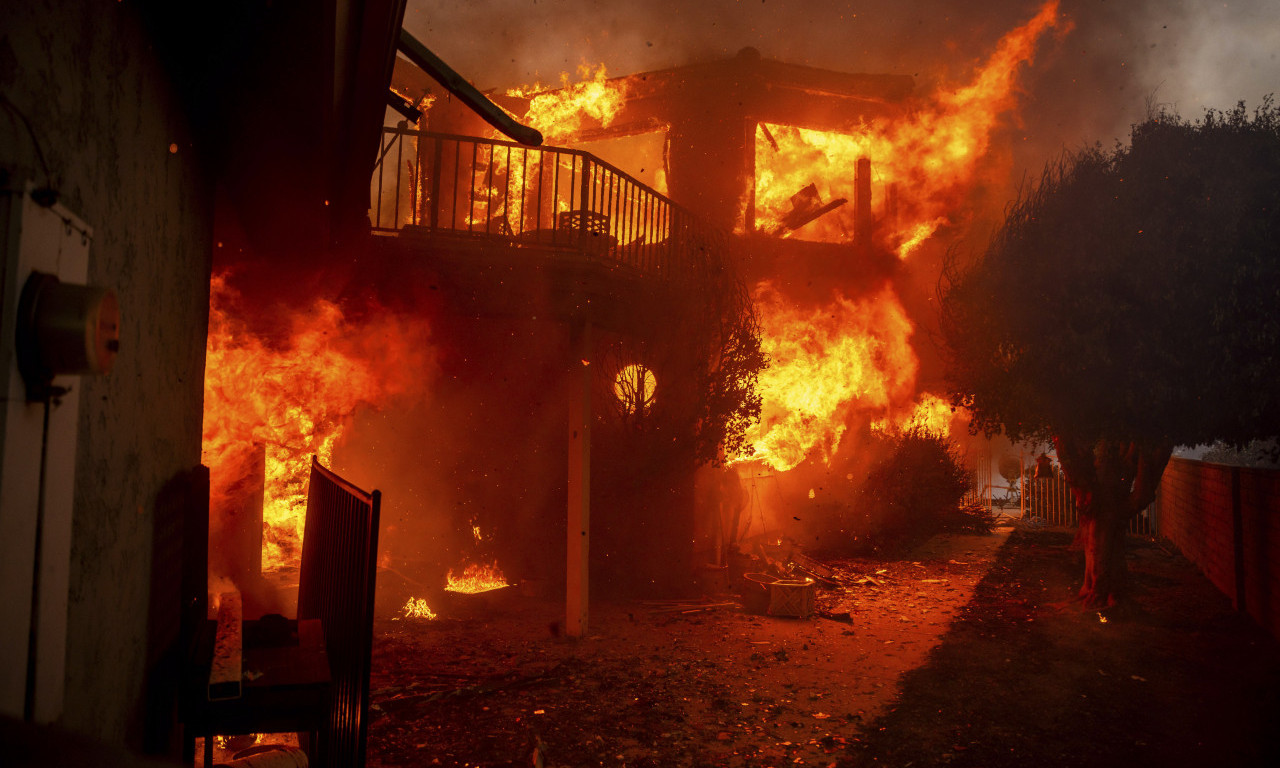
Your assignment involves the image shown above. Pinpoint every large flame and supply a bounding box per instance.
[736,282,917,472]
[507,63,628,143]
[201,272,432,572]
[751,1,1063,257]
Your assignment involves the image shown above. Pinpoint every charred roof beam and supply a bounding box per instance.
[396,30,542,147]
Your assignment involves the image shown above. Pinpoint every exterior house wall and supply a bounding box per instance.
[2,0,211,748]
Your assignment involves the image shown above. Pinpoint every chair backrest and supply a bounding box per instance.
[297,457,381,768]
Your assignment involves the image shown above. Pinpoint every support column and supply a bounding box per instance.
[566,321,592,637]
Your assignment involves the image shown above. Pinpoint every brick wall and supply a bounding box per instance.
[1159,457,1280,640]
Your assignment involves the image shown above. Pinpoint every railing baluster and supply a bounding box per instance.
[429,137,442,230]
[468,141,479,232]
[515,147,524,236]
[374,133,386,229]
[393,131,404,227]
[451,139,461,230]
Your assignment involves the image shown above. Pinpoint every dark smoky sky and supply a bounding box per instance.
[406,0,1280,171]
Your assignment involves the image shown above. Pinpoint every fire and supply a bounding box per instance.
[872,393,957,438]
[402,597,438,620]
[507,63,628,143]
[734,282,917,472]
[750,1,1063,258]
[201,272,432,572]
[445,561,510,594]
[614,363,657,417]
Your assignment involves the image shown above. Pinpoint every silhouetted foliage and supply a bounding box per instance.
[855,428,978,554]
[940,101,1280,605]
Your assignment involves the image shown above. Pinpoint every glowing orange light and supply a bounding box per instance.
[614,363,657,417]
[201,272,431,572]
[507,64,628,143]
[402,597,438,620]
[871,393,957,438]
[749,1,1063,259]
[445,561,510,594]
[733,282,917,472]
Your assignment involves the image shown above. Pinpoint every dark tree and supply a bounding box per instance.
[941,102,1280,607]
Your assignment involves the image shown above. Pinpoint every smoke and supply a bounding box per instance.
[408,0,1280,165]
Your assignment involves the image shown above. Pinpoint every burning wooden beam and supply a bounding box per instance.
[397,30,543,147]
[854,157,872,248]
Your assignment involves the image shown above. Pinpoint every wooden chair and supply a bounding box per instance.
[297,457,382,768]
[180,463,330,768]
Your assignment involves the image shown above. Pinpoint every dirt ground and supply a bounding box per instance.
[366,522,1280,768]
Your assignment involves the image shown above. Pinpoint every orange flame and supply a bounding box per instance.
[444,561,510,594]
[507,63,628,143]
[750,1,1063,257]
[201,272,432,572]
[401,597,438,620]
[871,393,957,438]
[735,282,917,472]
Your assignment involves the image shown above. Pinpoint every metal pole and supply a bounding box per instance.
[1019,446,1025,520]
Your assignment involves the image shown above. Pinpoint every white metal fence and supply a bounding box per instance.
[970,450,1160,537]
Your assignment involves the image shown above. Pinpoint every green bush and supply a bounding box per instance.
[855,428,984,553]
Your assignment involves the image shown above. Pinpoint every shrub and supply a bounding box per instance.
[856,428,981,553]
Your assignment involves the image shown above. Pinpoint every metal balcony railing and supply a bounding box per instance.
[371,127,710,279]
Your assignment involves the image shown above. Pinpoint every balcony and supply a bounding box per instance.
[369,128,728,293]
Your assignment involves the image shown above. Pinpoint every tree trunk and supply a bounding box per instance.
[1053,436,1172,608]
[1074,493,1131,608]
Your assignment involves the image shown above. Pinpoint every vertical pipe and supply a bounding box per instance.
[566,321,592,637]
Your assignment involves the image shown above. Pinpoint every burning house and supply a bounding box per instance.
[2,0,1063,763]
[371,3,1059,566]
[199,1,1063,638]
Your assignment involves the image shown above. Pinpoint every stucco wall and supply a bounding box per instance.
[1,0,211,748]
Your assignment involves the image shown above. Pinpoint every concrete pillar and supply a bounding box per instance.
[566,321,592,636]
